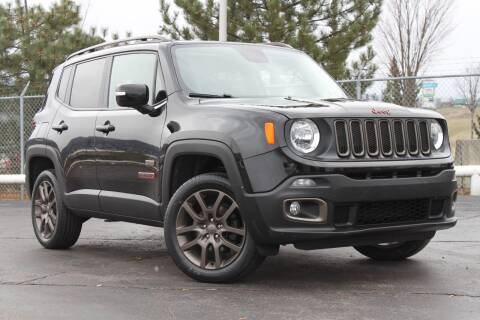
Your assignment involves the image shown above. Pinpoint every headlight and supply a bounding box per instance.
[289,119,320,153]
[430,121,444,150]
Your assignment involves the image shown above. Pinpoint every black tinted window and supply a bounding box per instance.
[70,58,107,108]
[57,66,72,103]
[108,54,157,108]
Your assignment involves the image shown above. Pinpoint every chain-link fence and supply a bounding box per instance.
[338,73,480,153]
[0,85,45,200]
[338,74,480,109]
[1,74,480,199]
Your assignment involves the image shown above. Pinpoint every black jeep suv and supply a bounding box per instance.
[26,37,457,283]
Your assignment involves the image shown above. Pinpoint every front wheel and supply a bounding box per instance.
[164,174,264,283]
[354,238,433,261]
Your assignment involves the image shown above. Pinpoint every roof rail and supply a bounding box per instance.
[265,42,294,49]
[66,35,168,60]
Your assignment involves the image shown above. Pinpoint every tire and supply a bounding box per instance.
[31,170,83,249]
[164,174,265,283]
[354,238,432,261]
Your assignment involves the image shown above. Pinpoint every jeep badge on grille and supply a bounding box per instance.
[371,108,391,116]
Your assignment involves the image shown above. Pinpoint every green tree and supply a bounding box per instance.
[382,57,402,105]
[159,0,382,83]
[0,0,105,93]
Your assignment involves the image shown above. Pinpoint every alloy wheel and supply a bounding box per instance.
[33,181,57,241]
[175,189,246,270]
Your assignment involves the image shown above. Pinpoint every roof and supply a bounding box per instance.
[66,35,168,61]
[64,36,297,64]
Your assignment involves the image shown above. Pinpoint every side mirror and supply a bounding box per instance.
[116,84,149,112]
[155,90,168,104]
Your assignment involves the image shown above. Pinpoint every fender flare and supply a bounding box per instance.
[25,145,66,197]
[161,139,271,244]
[161,139,247,209]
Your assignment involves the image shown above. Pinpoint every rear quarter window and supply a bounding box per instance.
[57,66,73,103]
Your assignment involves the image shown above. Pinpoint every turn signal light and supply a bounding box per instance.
[264,122,275,145]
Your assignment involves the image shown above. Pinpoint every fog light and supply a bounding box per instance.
[291,178,316,188]
[283,198,328,223]
[449,192,457,217]
[289,201,301,216]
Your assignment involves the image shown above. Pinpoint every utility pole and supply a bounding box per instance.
[219,0,227,42]
[23,0,30,45]
[24,0,29,17]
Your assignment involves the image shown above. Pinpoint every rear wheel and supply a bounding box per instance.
[164,174,264,283]
[31,170,83,249]
[354,238,432,261]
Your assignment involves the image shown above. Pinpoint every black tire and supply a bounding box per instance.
[164,174,265,283]
[31,170,83,249]
[354,238,432,261]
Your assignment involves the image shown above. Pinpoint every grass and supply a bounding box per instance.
[437,106,479,154]
[439,107,480,194]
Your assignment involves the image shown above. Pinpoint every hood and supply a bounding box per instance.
[197,97,444,120]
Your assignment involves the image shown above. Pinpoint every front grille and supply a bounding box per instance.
[350,120,364,156]
[334,118,432,159]
[419,121,431,154]
[365,120,379,156]
[406,120,419,155]
[393,120,406,155]
[356,199,430,226]
[379,120,393,156]
[334,121,349,157]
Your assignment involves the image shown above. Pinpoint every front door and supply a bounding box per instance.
[95,52,167,221]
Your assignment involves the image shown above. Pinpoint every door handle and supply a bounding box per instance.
[52,121,68,133]
[96,121,115,134]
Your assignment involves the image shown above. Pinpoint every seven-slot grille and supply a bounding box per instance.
[334,119,431,158]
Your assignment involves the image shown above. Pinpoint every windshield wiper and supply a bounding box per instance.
[189,93,233,99]
[319,97,354,102]
[284,96,328,106]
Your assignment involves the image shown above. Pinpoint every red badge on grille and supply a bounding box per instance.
[371,108,391,116]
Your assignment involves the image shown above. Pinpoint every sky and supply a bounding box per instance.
[2,0,480,77]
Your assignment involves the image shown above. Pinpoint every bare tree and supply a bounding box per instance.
[379,0,454,107]
[457,67,480,139]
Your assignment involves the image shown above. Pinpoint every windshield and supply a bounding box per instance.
[172,44,347,100]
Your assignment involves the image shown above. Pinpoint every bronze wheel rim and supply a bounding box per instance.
[175,189,246,270]
[33,181,57,241]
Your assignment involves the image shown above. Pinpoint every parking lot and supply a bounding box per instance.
[0,198,479,320]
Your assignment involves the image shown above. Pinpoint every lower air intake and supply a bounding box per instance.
[356,199,429,226]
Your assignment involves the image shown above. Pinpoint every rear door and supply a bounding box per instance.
[95,52,167,221]
[48,58,108,211]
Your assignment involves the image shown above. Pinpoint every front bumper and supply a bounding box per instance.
[241,169,457,249]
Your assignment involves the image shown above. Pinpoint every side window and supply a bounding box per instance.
[108,53,157,108]
[57,66,73,103]
[70,58,107,108]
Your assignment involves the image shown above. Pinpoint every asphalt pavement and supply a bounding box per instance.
[0,198,479,320]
